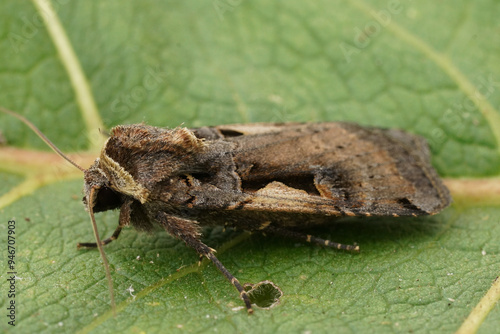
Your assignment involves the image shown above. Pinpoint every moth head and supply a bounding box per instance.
[83,162,124,213]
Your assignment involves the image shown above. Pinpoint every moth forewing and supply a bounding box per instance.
[1,107,451,314]
[196,122,451,219]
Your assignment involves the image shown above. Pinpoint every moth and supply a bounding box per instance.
[1,107,451,314]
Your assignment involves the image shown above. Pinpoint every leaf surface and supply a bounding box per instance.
[1,1,499,333]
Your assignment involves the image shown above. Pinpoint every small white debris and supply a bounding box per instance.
[58,322,63,327]
[482,250,487,256]
[126,285,136,299]
[447,273,454,276]
[448,298,455,302]
[231,306,245,312]
[136,256,141,260]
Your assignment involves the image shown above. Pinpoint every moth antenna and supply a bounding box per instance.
[1,106,115,313]
[88,187,117,316]
[0,106,85,172]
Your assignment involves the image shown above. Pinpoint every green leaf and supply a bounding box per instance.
[1,1,499,333]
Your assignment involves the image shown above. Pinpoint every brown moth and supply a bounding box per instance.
[1,108,451,314]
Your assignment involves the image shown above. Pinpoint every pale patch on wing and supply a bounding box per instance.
[216,123,301,136]
[243,181,341,215]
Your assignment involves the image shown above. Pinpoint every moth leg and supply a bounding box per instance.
[259,224,360,252]
[77,199,132,249]
[204,250,254,313]
[157,212,254,314]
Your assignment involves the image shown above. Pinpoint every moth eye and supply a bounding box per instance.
[92,187,123,213]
